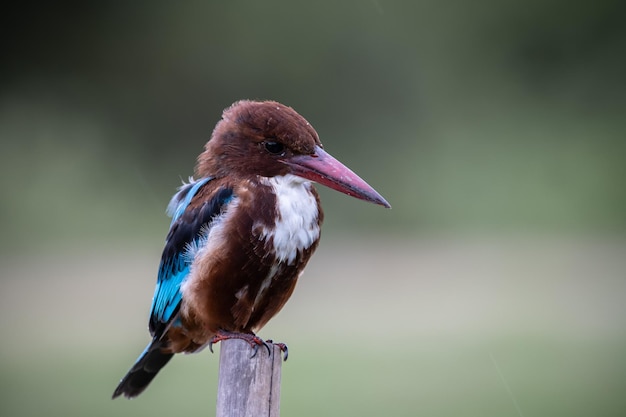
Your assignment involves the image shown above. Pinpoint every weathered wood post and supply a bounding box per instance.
[216,339,282,417]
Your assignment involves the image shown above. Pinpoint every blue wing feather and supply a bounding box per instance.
[149,178,234,338]
[166,177,211,225]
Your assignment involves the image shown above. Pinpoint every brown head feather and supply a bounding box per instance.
[196,100,322,179]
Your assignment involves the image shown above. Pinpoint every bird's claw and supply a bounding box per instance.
[266,339,288,361]
[250,338,271,358]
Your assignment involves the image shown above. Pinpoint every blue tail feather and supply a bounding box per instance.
[112,338,174,399]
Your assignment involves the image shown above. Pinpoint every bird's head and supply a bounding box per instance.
[196,100,390,208]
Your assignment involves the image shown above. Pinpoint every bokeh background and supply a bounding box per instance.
[1,1,625,416]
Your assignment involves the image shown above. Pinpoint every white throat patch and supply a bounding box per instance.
[259,174,320,265]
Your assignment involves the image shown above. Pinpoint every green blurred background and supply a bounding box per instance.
[1,1,625,416]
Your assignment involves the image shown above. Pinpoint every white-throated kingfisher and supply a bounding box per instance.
[112,100,390,399]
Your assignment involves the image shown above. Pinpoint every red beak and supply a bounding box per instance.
[281,146,391,208]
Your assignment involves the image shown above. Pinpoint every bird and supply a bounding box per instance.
[112,100,390,399]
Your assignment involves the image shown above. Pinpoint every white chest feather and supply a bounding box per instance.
[259,174,320,265]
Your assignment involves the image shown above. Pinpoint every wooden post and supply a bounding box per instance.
[216,339,282,417]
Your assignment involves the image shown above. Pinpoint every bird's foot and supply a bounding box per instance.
[209,330,271,358]
[266,340,288,361]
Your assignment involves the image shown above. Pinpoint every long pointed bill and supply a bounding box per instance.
[281,146,391,208]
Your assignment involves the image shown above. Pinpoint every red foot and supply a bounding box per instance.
[209,330,270,357]
[208,332,289,361]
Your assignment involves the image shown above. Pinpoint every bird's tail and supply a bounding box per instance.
[112,337,174,399]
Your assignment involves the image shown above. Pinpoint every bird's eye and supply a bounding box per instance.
[264,141,285,155]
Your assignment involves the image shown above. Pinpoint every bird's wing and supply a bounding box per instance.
[149,177,234,338]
